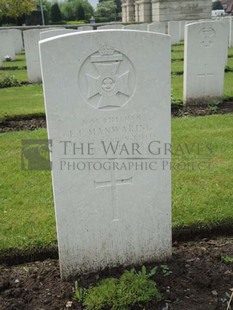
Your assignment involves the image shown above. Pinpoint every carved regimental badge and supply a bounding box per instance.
[199,27,216,47]
[79,45,136,110]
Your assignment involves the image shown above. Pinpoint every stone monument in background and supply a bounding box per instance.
[122,0,212,23]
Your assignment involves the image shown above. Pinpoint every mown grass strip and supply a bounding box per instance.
[0,115,232,253]
[0,84,44,121]
[1,53,26,68]
[0,69,28,82]
[0,129,55,252]
[172,114,233,228]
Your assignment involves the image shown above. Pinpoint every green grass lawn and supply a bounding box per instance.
[171,52,183,61]
[0,84,44,120]
[228,47,233,57]
[224,72,233,99]
[0,69,28,82]
[171,60,183,74]
[0,129,55,251]
[227,57,233,69]
[171,43,184,51]
[172,114,233,229]
[172,74,183,100]
[0,115,232,252]
[1,53,26,68]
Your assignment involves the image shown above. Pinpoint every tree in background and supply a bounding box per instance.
[26,0,51,25]
[60,0,94,21]
[114,0,122,14]
[0,0,36,24]
[51,2,62,22]
[95,0,117,21]
[41,0,51,16]
[60,2,75,20]
[76,4,85,20]
[212,0,224,10]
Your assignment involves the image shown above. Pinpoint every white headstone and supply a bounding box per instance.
[24,29,45,83]
[168,21,180,44]
[124,23,148,30]
[179,21,186,41]
[10,29,23,54]
[40,29,78,40]
[217,18,231,63]
[230,17,233,47]
[40,30,171,278]
[221,17,232,47]
[181,20,198,41]
[148,22,167,34]
[0,30,16,61]
[184,21,229,104]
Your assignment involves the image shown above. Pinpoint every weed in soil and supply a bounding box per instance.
[0,237,232,310]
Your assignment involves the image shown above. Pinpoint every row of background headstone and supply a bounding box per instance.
[21,18,233,85]
[88,18,233,47]
[0,17,232,68]
[1,17,232,58]
[0,29,23,66]
[0,18,232,103]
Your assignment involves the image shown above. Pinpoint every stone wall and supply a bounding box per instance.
[122,0,212,23]
[152,0,212,22]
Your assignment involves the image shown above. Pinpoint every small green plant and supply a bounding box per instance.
[0,75,21,88]
[221,255,233,264]
[161,264,172,277]
[171,93,183,106]
[74,266,161,310]
[131,265,158,278]
[208,100,220,113]
[74,280,86,303]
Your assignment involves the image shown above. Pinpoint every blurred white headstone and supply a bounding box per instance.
[24,29,45,83]
[184,21,229,104]
[0,30,16,61]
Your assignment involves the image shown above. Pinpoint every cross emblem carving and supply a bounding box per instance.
[199,27,216,47]
[86,62,130,109]
[94,172,133,221]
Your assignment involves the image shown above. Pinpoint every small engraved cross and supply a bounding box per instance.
[197,64,214,96]
[94,172,133,221]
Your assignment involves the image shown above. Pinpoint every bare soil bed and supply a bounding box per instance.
[0,237,232,310]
